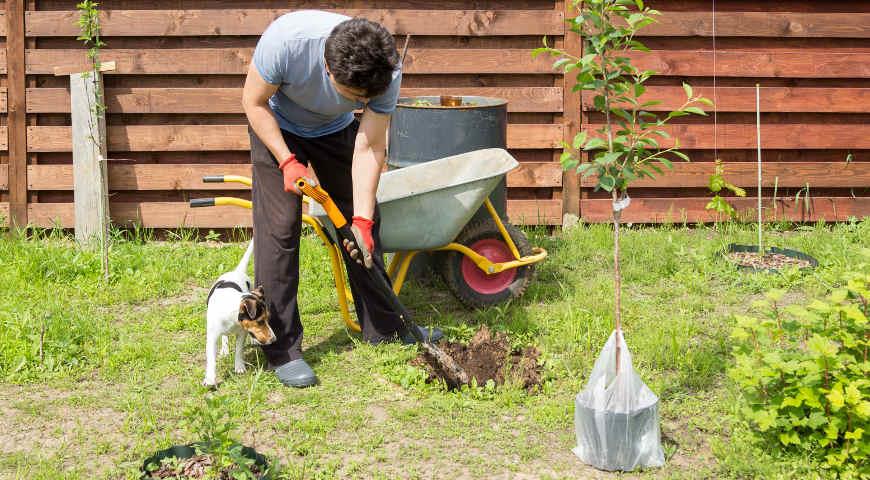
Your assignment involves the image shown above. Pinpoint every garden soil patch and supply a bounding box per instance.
[728,251,812,270]
[413,326,542,390]
[147,454,263,479]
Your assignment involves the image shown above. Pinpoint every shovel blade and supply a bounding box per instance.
[421,342,469,387]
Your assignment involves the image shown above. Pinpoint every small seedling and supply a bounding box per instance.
[175,394,263,479]
[705,159,746,220]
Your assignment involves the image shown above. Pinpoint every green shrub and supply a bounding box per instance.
[729,274,869,478]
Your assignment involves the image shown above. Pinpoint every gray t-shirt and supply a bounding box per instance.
[252,10,402,138]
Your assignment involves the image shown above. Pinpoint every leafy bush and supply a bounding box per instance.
[729,275,869,478]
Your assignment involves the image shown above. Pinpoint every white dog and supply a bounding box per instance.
[203,240,276,387]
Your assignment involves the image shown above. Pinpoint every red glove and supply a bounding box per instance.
[345,216,374,268]
[278,154,308,195]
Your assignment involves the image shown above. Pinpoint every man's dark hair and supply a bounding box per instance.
[325,18,399,98]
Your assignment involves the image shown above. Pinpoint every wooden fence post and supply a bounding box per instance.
[6,0,27,228]
[561,0,582,226]
[60,64,113,245]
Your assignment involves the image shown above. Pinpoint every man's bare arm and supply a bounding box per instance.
[242,62,292,163]
[352,108,390,220]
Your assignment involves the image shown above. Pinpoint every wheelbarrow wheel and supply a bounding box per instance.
[439,218,535,309]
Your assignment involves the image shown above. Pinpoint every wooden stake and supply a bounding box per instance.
[756,84,763,256]
[69,69,110,248]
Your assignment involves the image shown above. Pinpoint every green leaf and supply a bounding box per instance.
[552,58,574,71]
[808,411,828,429]
[584,138,607,151]
[808,334,839,358]
[683,106,707,116]
[825,423,840,440]
[830,288,848,303]
[725,183,747,197]
[595,151,622,165]
[754,409,778,431]
[698,97,715,107]
[682,82,693,99]
[779,431,801,446]
[800,387,823,409]
[573,131,589,150]
[827,383,845,411]
[672,151,690,162]
[598,175,616,192]
[709,174,726,193]
[844,428,864,441]
[845,382,862,406]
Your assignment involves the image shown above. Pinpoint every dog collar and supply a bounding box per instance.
[206,280,246,305]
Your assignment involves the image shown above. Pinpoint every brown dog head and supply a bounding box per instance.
[239,286,276,345]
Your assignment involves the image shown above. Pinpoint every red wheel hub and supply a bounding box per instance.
[461,238,517,295]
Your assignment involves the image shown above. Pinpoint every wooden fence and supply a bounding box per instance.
[1,0,868,229]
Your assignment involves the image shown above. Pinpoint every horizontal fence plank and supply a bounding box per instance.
[0,127,8,151]
[579,162,870,189]
[27,124,562,152]
[27,87,563,113]
[509,162,562,188]
[0,164,7,190]
[25,9,565,37]
[28,202,253,229]
[30,49,868,78]
[0,87,6,113]
[507,199,562,225]
[29,161,563,191]
[581,197,870,223]
[0,11,5,36]
[0,203,8,227]
[643,12,870,38]
[0,49,5,74]
[587,87,870,113]
[28,164,252,191]
[27,48,557,75]
[585,124,870,149]
[28,125,250,152]
[27,200,560,227]
[629,50,870,78]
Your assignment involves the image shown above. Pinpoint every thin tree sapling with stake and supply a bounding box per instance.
[725,85,818,271]
[535,0,711,471]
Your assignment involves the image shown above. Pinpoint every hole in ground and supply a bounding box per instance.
[413,326,543,391]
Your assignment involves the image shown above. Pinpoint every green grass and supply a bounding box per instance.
[0,219,867,479]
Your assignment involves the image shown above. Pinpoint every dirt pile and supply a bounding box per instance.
[414,326,542,390]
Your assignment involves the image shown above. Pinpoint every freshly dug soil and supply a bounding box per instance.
[728,251,812,270]
[413,326,542,390]
[147,454,262,479]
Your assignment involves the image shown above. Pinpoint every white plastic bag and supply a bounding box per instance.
[573,330,665,471]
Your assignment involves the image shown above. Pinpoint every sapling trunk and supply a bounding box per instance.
[612,189,623,374]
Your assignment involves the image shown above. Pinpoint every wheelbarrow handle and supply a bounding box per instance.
[190,198,215,208]
[202,175,225,183]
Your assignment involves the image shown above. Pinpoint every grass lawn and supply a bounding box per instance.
[1,219,867,479]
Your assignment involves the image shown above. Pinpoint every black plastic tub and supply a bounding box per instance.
[388,95,508,220]
[387,95,509,280]
[140,443,270,479]
[725,243,818,273]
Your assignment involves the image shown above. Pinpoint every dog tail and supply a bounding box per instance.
[235,239,255,274]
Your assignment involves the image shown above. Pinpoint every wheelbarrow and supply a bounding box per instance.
[190,148,548,333]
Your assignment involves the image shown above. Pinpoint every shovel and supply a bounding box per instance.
[295,178,470,387]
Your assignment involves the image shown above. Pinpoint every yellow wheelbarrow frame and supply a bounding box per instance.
[192,175,547,333]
